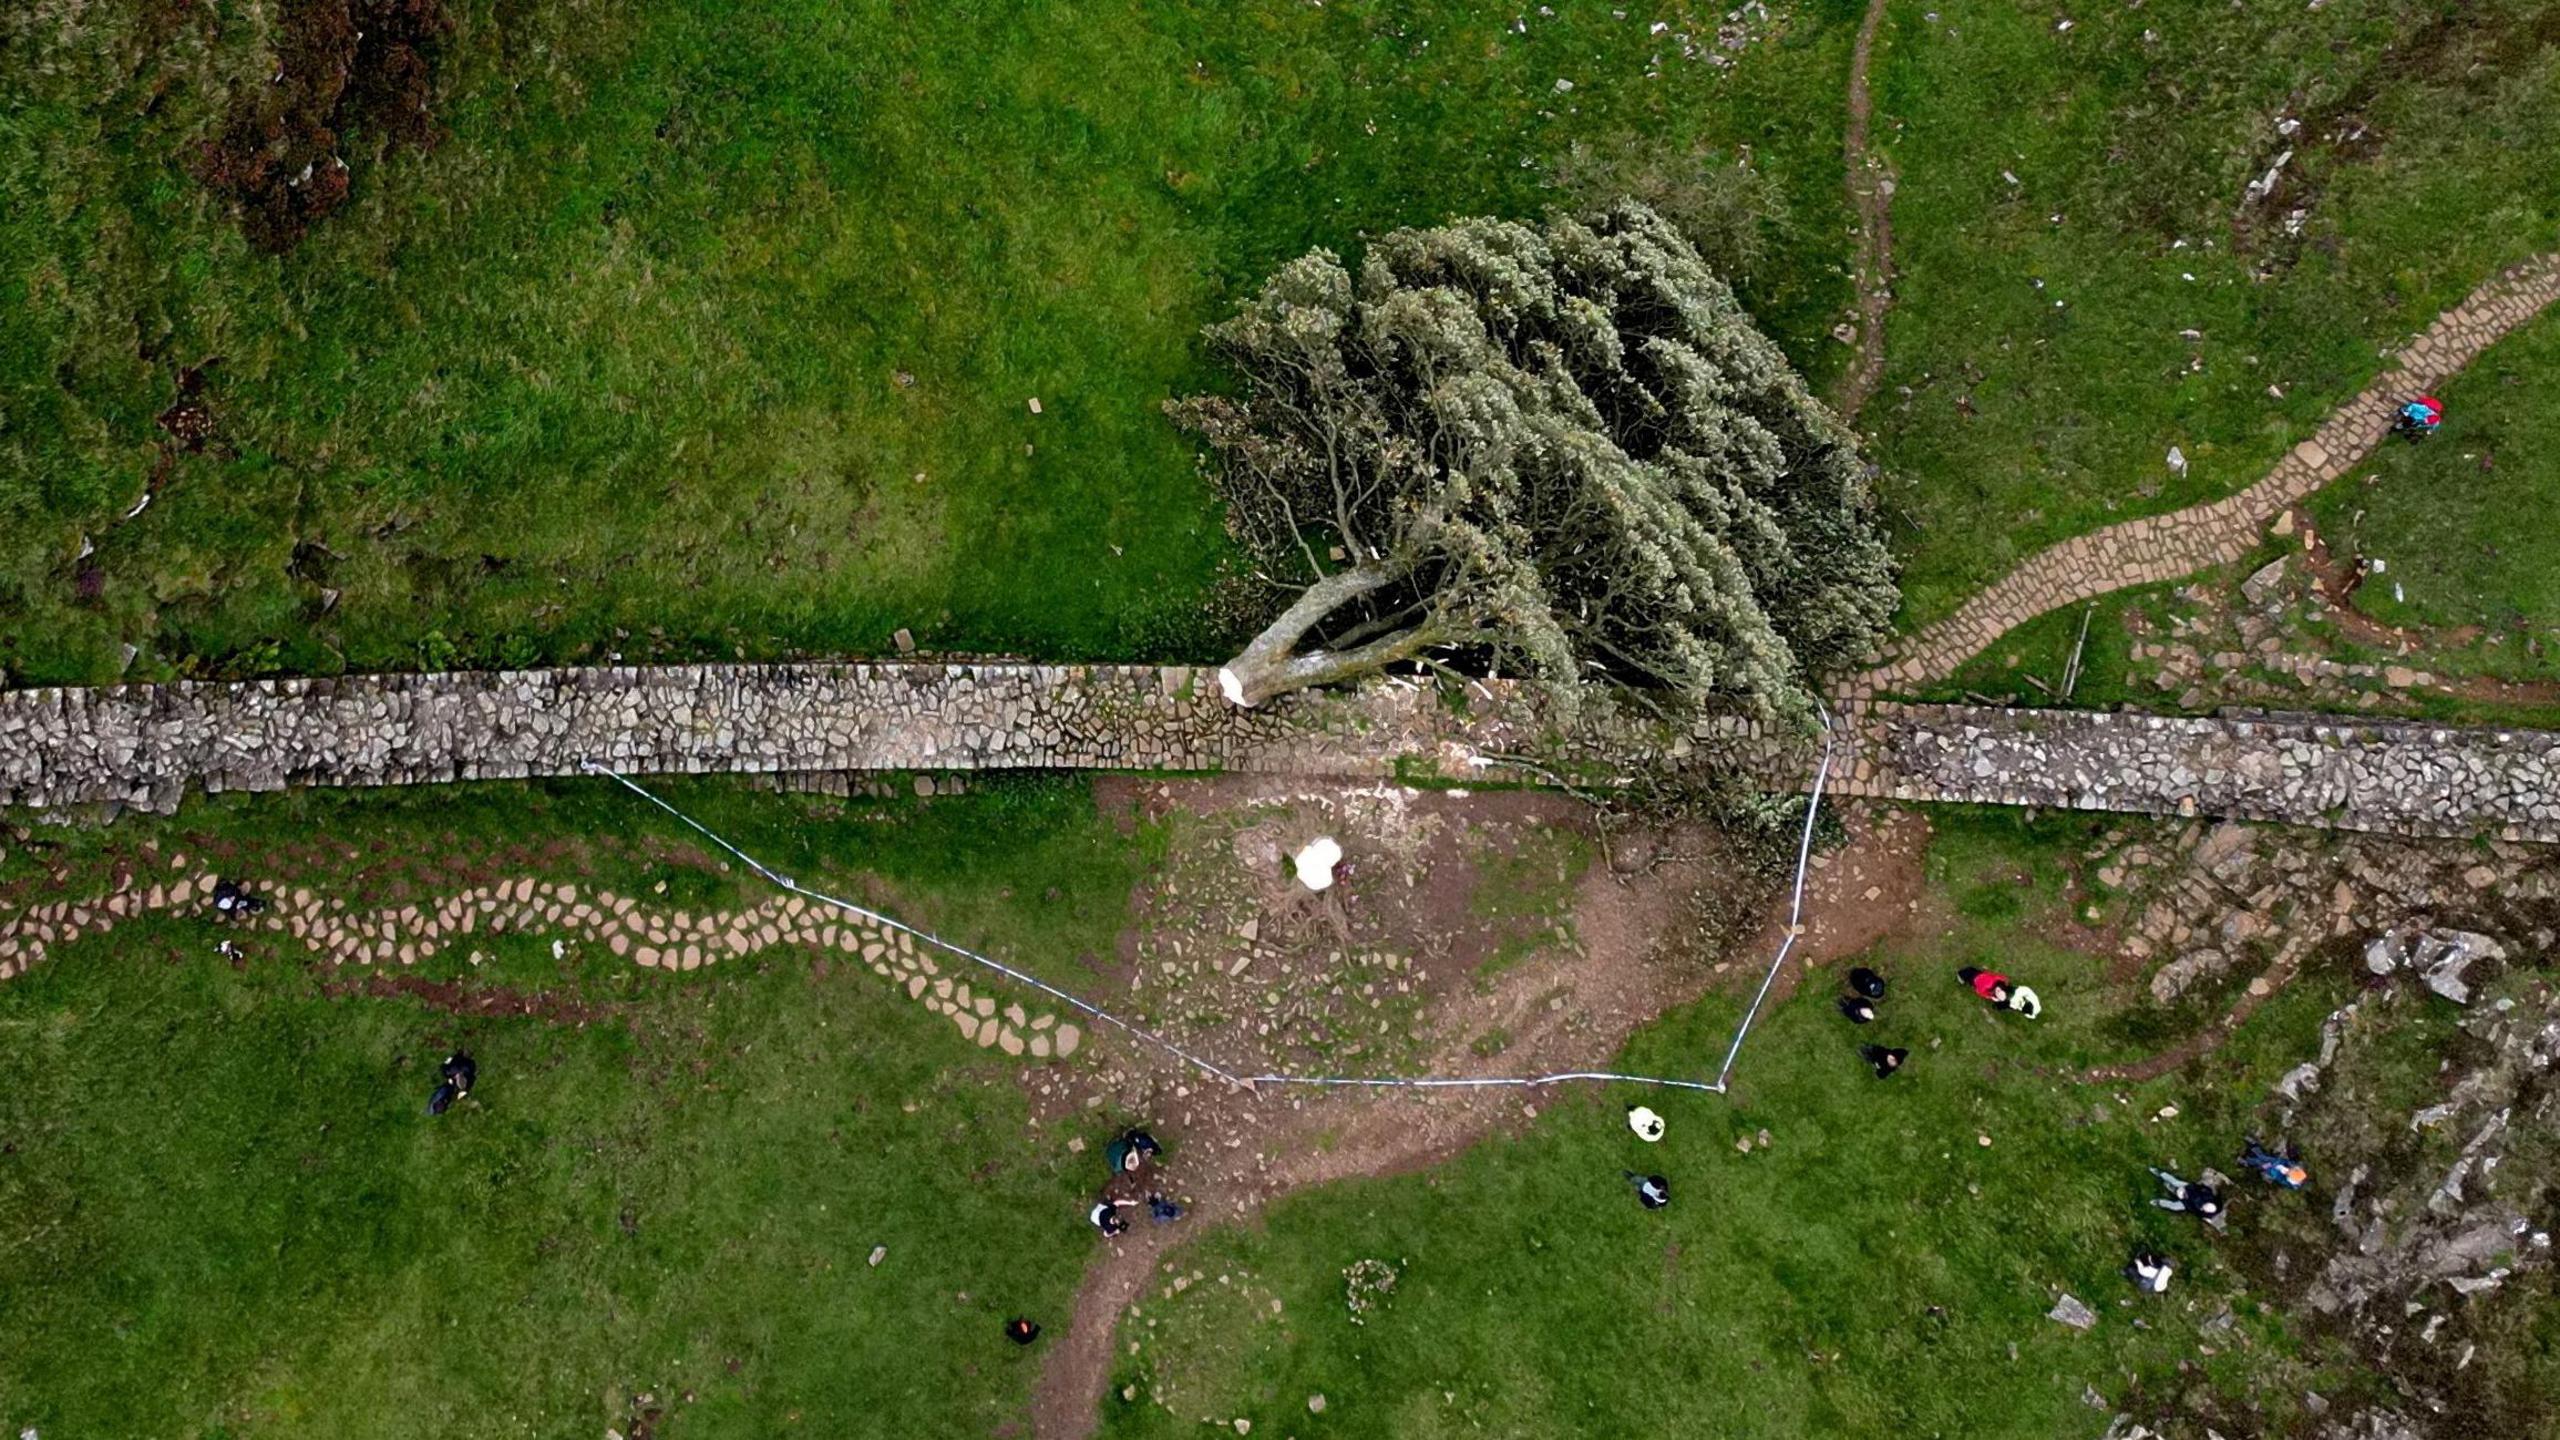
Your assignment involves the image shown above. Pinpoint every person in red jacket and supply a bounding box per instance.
[1956,966,2012,1006]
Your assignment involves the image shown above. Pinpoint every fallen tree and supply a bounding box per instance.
[1171,201,1896,727]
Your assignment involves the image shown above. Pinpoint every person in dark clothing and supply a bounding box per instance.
[2149,1167,2224,1219]
[1626,1172,1671,1210]
[1005,1318,1042,1345]
[2122,1251,2175,1295]
[1860,1044,1908,1079]
[1956,966,2012,1006]
[426,1050,476,1116]
[2240,1137,2309,1190]
[1847,967,1887,1000]
[1147,1194,1184,1223]
[1838,995,1878,1024]
[1089,1199,1131,1236]
[1106,1129,1161,1176]
[211,879,266,916]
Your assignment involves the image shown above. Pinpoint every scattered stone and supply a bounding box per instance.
[2048,1294,2099,1330]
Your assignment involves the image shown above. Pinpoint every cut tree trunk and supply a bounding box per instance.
[1216,564,1432,707]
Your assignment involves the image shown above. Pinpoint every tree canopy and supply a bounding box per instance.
[1172,201,1898,727]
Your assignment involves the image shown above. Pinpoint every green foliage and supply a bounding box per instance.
[2306,308,2560,684]
[0,0,1858,684]
[1175,202,1898,723]
[1545,137,1796,281]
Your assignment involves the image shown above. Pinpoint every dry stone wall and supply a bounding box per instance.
[0,664,1554,813]
[5,664,2558,844]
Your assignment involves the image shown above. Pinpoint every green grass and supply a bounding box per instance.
[0,0,1860,685]
[0,775,1159,1437]
[2304,307,2560,684]
[1915,584,2167,709]
[1872,0,2560,631]
[1094,811,2383,1438]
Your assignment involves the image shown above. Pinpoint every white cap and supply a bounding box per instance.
[1628,1106,1665,1142]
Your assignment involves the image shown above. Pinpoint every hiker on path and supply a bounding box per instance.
[212,879,265,916]
[1107,1129,1161,1176]
[1957,966,2012,1007]
[1859,1044,1908,1079]
[2123,1251,2176,1295]
[1147,1194,1184,1224]
[427,1050,476,1116]
[2240,1137,2309,1190]
[1089,1199,1131,1237]
[2149,1167,2224,1220]
[2392,394,2443,440]
[1848,967,1887,1000]
[1626,1172,1671,1210]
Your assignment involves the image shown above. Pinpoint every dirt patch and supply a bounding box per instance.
[194,0,454,253]
[320,970,618,1027]
[2286,505,2560,706]
[1029,782,1924,1439]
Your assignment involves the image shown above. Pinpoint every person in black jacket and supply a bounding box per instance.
[1847,967,1886,1000]
[427,1050,476,1116]
[2149,1167,2223,1219]
[1859,1044,1908,1079]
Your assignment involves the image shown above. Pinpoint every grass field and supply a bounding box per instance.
[1093,811,2381,1439]
[0,776,1156,1438]
[0,0,1860,686]
[1870,0,2560,628]
[2305,308,2560,684]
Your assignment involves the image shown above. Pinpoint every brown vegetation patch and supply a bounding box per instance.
[321,969,618,1027]
[194,0,454,253]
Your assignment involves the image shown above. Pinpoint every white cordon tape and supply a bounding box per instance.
[578,711,1832,1099]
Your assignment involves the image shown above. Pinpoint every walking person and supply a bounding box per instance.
[1089,1199,1131,1237]
[2391,394,2443,441]
[1859,1043,1908,1079]
[1625,1172,1671,1210]
[1847,967,1887,1000]
[1004,1318,1042,1346]
[2149,1167,2224,1220]
[1838,994,1878,1024]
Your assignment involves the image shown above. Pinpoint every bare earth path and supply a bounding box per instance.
[1856,253,2560,692]
[1027,803,1927,1439]
[1832,0,1897,426]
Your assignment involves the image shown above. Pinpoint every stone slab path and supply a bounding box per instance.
[1856,253,2560,692]
[0,859,1082,1056]
[7,662,2559,843]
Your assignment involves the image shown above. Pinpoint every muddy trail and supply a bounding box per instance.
[1833,0,1898,426]
[1026,785,1926,1440]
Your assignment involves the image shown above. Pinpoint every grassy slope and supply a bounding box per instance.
[1095,811,2376,1439]
[0,777,1153,1438]
[0,0,1857,685]
[2306,308,2560,683]
[1873,0,2560,630]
